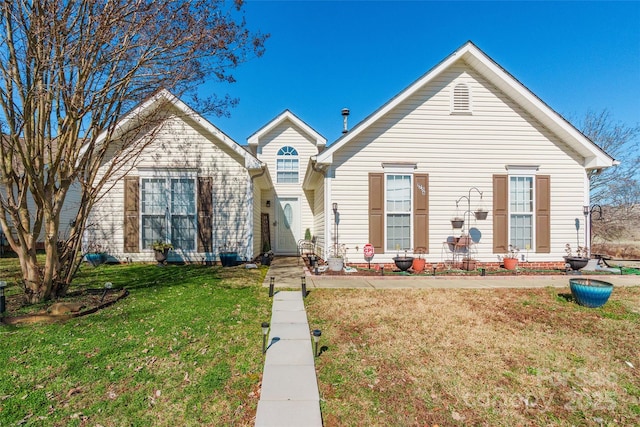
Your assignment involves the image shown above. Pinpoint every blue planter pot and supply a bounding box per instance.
[85,253,106,267]
[220,252,239,267]
[569,278,613,308]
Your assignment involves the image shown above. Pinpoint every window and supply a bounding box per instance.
[141,176,196,250]
[452,83,471,113]
[386,174,412,251]
[276,146,299,183]
[509,176,533,250]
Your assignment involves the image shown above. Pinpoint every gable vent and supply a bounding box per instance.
[452,83,471,113]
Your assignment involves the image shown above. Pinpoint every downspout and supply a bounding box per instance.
[248,163,268,260]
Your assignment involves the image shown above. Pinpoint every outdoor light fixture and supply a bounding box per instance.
[301,276,307,298]
[262,322,270,354]
[269,277,275,297]
[312,329,322,357]
[332,203,338,214]
[266,200,271,208]
[0,281,6,315]
[583,205,590,216]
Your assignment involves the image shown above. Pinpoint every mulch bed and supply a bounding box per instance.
[2,287,128,325]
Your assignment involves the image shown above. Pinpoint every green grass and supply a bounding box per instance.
[0,261,270,426]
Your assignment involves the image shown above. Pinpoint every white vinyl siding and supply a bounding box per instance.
[87,107,254,262]
[386,174,412,251]
[255,117,321,255]
[509,176,534,250]
[325,64,587,263]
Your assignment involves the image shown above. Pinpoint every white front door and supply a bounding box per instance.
[275,197,300,255]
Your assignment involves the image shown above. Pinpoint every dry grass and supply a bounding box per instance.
[306,287,640,426]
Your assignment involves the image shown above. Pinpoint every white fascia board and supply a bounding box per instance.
[248,110,326,149]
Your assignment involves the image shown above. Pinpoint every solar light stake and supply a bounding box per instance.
[269,277,275,297]
[0,281,6,315]
[433,266,437,276]
[301,276,307,298]
[262,322,270,354]
[312,329,322,357]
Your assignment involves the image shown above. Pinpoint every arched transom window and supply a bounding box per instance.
[276,146,299,183]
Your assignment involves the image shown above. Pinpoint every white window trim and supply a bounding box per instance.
[276,146,300,184]
[138,169,198,252]
[384,171,414,252]
[508,174,535,251]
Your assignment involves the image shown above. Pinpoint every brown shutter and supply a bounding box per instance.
[413,174,429,253]
[197,177,213,252]
[535,175,551,253]
[493,174,508,253]
[368,173,385,252]
[124,177,139,253]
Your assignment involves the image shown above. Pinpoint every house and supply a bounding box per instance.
[86,89,271,263]
[87,41,616,267]
[305,41,616,268]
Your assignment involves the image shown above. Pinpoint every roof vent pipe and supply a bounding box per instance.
[341,108,350,134]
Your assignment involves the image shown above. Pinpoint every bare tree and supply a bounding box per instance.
[0,0,266,303]
[580,110,640,205]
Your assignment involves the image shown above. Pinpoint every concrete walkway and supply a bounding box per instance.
[254,290,322,427]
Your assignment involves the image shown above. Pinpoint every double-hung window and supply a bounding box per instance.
[276,146,299,183]
[141,173,196,250]
[386,174,412,251]
[509,175,533,250]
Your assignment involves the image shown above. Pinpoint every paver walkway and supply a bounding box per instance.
[254,290,322,427]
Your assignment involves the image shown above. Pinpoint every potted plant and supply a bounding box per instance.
[151,241,173,265]
[261,241,273,266]
[450,217,464,229]
[327,244,344,272]
[393,249,414,272]
[460,257,477,271]
[564,244,589,271]
[411,247,426,272]
[474,209,488,220]
[84,243,107,267]
[569,278,614,308]
[219,242,239,267]
[503,245,519,270]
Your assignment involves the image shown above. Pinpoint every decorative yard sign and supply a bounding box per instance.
[363,243,374,268]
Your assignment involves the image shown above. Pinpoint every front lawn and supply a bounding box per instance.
[306,286,640,426]
[0,262,270,426]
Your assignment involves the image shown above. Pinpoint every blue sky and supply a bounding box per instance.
[203,1,640,145]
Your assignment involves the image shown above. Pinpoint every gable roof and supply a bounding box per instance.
[247,109,326,149]
[83,89,263,170]
[315,41,616,171]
